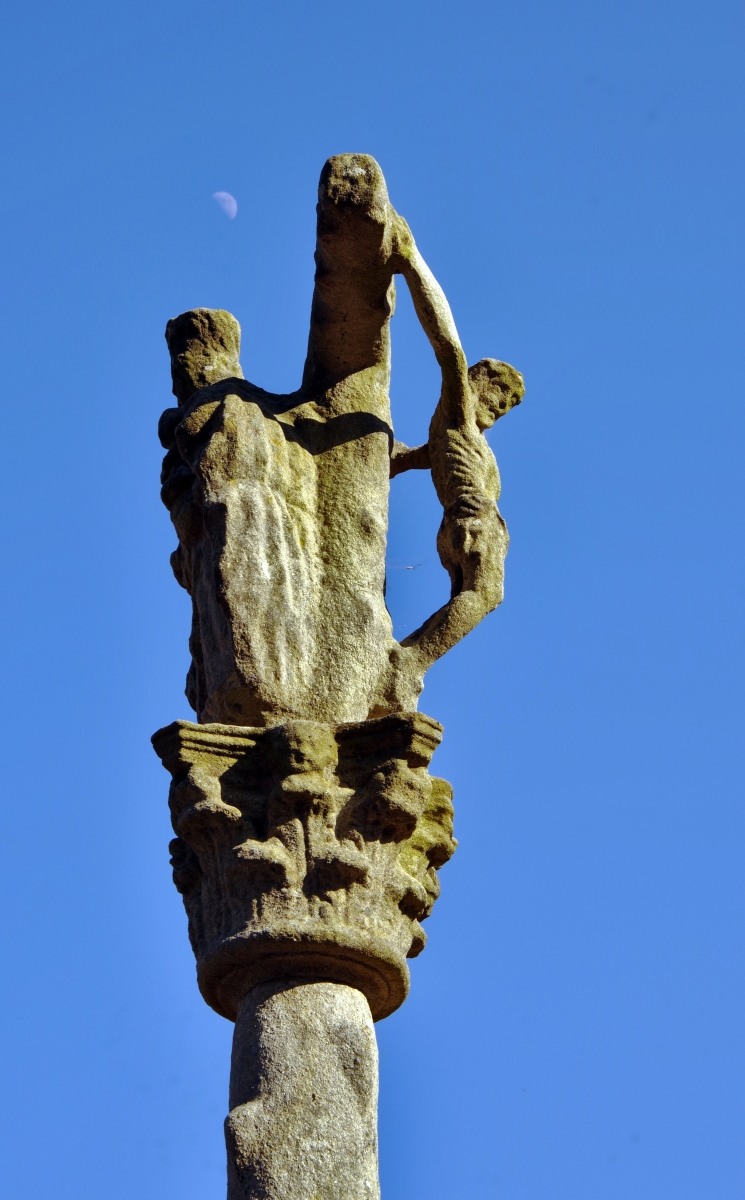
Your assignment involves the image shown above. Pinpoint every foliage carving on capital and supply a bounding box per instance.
[152,712,456,1021]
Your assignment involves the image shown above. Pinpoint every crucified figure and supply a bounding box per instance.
[387,218,524,672]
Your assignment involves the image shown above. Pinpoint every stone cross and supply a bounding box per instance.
[153,154,523,1200]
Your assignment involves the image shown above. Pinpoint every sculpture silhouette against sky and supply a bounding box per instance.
[154,154,523,1200]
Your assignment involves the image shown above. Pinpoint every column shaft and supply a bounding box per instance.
[226,981,381,1200]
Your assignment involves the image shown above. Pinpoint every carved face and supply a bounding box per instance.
[468,358,525,431]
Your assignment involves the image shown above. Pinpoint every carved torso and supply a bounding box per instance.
[163,375,401,726]
[429,412,502,514]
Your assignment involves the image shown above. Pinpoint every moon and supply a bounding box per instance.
[213,191,238,219]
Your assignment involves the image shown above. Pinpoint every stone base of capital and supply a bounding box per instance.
[152,712,456,1022]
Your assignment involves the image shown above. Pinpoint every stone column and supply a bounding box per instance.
[226,981,379,1200]
[154,153,523,1197]
[152,712,456,1197]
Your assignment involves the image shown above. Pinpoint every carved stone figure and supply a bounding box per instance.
[154,153,523,1200]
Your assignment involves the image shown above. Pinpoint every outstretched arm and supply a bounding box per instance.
[391,219,474,426]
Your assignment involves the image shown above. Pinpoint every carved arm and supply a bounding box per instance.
[389,440,430,478]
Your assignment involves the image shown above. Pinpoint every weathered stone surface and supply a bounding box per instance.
[159,153,523,728]
[151,711,456,1023]
[155,153,524,1199]
[226,982,379,1200]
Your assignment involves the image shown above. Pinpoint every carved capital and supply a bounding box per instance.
[152,713,456,1021]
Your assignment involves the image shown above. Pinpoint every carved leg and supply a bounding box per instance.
[226,981,380,1200]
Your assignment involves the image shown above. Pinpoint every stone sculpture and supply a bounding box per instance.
[153,153,523,1200]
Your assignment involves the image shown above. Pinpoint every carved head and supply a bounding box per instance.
[268,721,338,778]
[165,308,243,406]
[468,358,525,431]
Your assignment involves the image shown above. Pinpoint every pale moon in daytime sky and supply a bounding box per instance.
[213,191,238,219]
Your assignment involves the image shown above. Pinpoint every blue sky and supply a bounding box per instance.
[0,2,743,1197]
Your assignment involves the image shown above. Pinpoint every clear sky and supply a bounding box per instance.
[0,2,743,1198]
